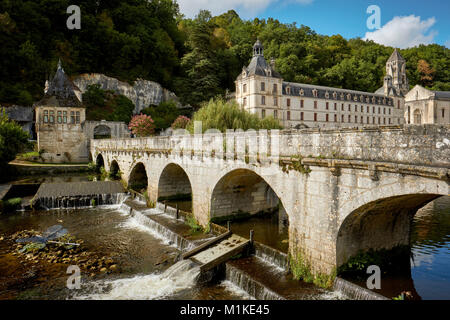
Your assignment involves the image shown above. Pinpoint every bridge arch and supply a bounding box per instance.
[109,160,120,179]
[128,162,148,193]
[157,163,192,203]
[95,153,105,172]
[93,124,112,139]
[210,168,289,235]
[336,177,448,268]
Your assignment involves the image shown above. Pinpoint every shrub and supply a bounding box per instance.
[171,115,190,130]
[128,114,155,137]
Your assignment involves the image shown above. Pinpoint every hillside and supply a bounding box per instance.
[0,0,449,109]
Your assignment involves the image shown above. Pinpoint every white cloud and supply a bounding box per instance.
[177,0,313,19]
[363,15,438,49]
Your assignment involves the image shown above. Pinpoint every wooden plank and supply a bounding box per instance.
[199,240,249,273]
[182,231,231,260]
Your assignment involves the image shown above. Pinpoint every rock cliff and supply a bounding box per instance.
[73,73,182,114]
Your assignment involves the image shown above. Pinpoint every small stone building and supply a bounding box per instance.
[404,85,450,124]
[34,60,129,163]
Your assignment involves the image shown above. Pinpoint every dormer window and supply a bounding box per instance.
[340,93,345,100]
[286,87,291,95]
[333,92,337,99]
[353,95,358,102]
[300,89,304,96]
[366,97,370,103]
[372,97,376,104]
[360,95,364,102]
[325,91,330,99]
[347,93,351,100]
[312,89,318,98]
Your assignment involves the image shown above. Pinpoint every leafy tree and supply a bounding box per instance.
[141,101,186,132]
[0,109,29,173]
[171,115,190,129]
[417,59,435,87]
[187,98,282,133]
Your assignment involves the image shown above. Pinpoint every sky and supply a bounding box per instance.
[177,0,450,49]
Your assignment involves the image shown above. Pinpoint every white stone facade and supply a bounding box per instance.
[235,41,407,128]
[405,85,450,124]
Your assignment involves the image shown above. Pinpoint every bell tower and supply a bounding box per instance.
[385,49,409,95]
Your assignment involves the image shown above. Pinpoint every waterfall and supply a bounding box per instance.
[333,277,389,300]
[253,242,289,271]
[225,263,285,300]
[75,260,200,300]
[36,193,129,210]
[119,201,196,252]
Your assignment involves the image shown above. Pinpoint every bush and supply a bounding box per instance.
[0,109,30,170]
[3,197,22,212]
[187,98,283,133]
[171,115,190,130]
[142,101,185,132]
[128,114,155,137]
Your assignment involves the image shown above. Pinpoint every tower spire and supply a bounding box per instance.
[253,39,264,57]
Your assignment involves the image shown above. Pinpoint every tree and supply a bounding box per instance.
[128,114,155,137]
[0,109,29,173]
[187,98,282,133]
[417,59,435,87]
[141,101,185,132]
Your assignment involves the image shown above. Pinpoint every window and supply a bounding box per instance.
[261,82,265,91]
[389,118,391,124]
[312,89,318,97]
[361,116,363,124]
[287,99,291,108]
[261,96,265,105]
[367,117,369,124]
[262,109,266,118]
[273,97,278,106]
[348,115,351,123]
[49,110,54,123]
[355,105,357,112]
[63,111,67,123]
[334,103,337,111]
[326,114,329,122]
[57,111,62,124]
[243,97,247,106]
[274,110,278,119]
[389,109,391,115]
[367,106,369,113]
[355,115,358,123]
[398,100,400,109]
[314,101,317,109]
[383,108,386,115]
[442,109,445,118]
[341,114,345,122]
[378,107,381,114]
[326,102,329,110]
[334,114,337,122]
[383,118,386,124]
[300,112,304,121]
[286,87,291,94]
[378,117,381,124]
[70,111,75,124]
[314,113,317,121]
[43,110,48,123]
[300,100,304,108]
[341,104,344,111]
[373,117,375,124]
[361,106,363,112]
[243,84,247,93]
[273,84,278,94]
[373,107,375,113]
[76,111,80,123]
[348,104,351,111]
[287,111,291,120]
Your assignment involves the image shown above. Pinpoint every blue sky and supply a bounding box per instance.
[177,0,450,48]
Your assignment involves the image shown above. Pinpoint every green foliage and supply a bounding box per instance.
[83,85,134,123]
[3,197,22,212]
[186,215,203,233]
[0,109,29,172]
[187,98,283,133]
[0,3,448,108]
[141,101,186,132]
[289,252,336,289]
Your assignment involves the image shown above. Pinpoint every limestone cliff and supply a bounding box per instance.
[73,73,182,114]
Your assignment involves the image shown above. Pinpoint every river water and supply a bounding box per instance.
[0,174,449,300]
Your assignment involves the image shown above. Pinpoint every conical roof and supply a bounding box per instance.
[387,48,405,62]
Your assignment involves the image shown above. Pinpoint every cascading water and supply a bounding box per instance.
[333,277,388,300]
[37,193,129,210]
[74,259,201,300]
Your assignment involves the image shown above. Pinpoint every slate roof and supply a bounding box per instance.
[434,91,450,100]
[35,60,82,108]
[284,82,394,106]
[387,48,405,62]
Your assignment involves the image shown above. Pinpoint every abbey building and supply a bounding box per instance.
[235,40,407,128]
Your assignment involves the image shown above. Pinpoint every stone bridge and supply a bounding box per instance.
[91,125,450,277]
